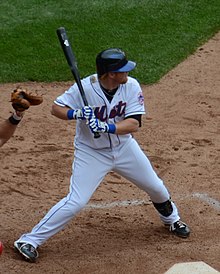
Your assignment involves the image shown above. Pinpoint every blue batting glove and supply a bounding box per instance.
[67,106,94,120]
[67,109,84,120]
[82,106,94,120]
[88,118,116,134]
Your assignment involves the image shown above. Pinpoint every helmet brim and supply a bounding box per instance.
[112,61,136,73]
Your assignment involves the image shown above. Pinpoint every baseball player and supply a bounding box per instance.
[14,48,190,263]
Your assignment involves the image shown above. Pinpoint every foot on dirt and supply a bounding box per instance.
[169,220,190,238]
[14,241,38,263]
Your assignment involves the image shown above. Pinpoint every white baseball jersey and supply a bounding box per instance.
[54,74,145,149]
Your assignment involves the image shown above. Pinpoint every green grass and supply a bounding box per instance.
[0,0,220,84]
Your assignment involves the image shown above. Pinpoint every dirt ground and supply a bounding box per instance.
[0,32,220,274]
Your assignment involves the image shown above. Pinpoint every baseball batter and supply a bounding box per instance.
[14,48,190,262]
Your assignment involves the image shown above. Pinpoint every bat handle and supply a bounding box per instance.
[94,132,101,138]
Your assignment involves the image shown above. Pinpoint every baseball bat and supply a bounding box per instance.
[56,27,100,139]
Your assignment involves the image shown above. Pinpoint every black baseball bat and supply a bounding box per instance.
[56,27,100,139]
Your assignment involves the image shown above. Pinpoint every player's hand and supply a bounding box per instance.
[89,118,108,133]
[72,109,84,119]
[67,106,94,120]
[82,106,94,120]
[88,118,116,134]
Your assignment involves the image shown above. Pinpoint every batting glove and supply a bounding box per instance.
[67,109,84,120]
[67,106,94,120]
[88,118,116,134]
[82,106,94,120]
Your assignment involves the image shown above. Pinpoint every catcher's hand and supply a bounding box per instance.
[11,87,43,112]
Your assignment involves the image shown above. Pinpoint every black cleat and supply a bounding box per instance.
[14,242,38,263]
[169,220,190,238]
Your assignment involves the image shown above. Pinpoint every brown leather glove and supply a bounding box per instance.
[11,87,43,112]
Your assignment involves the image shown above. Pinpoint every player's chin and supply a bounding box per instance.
[121,77,128,84]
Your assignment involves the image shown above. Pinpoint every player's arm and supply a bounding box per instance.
[114,118,139,135]
[111,114,141,135]
[51,103,93,121]
[51,103,70,120]
[0,112,23,147]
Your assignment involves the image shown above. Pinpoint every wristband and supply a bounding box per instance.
[8,113,22,125]
[108,124,116,134]
[67,109,75,120]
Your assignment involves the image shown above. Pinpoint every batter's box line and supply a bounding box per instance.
[191,192,220,211]
[85,193,220,211]
[85,199,151,209]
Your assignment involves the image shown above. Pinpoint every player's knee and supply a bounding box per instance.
[73,197,89,211]
[153,199,173,217]
[64,198,88,216]
[76,200,88,209]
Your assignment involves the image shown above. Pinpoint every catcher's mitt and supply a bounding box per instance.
[11,87,43,112]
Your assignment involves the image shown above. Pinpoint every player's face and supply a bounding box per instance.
[112,72,129,84]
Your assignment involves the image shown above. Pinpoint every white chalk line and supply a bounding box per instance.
[192,193,220,211]
[86,199,150,209]
[85,193,220,211]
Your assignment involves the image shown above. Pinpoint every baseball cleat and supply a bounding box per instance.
[169,220,190,238]
[14,241,38,263]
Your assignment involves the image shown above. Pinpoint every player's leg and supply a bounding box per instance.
[14,145,113,261]
[114,138,190,237]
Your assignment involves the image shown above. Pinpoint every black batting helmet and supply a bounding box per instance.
[96,48,136,77]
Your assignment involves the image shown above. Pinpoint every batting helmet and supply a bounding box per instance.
[96,48,136,77]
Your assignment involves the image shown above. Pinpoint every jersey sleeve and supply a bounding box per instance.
[54,84,84,109]
[125,114,142,127]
